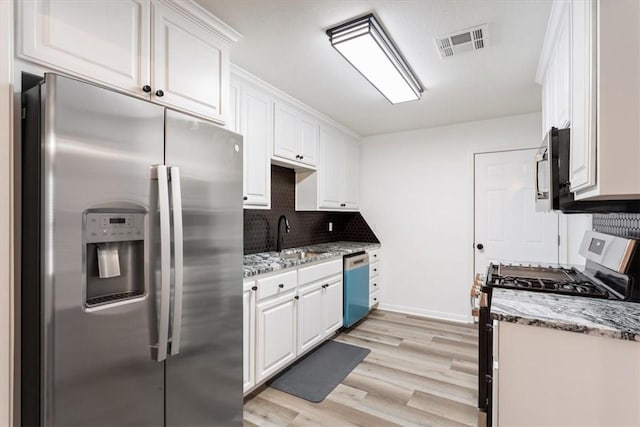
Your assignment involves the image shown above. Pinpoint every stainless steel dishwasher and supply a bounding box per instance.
[343,252,370,328]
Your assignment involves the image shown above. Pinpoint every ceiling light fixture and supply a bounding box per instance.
[326,13,424,104]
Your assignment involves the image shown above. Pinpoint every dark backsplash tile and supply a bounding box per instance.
[593,213,640,239]
[244,165,379,254]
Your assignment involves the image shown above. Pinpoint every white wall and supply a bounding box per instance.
[359,112,591,322]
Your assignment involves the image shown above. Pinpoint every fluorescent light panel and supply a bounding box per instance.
[327,14,423,104]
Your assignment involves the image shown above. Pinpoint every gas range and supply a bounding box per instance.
[485,263,611,299]
[477,231,640,426]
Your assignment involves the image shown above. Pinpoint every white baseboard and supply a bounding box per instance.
[378,303,473,324]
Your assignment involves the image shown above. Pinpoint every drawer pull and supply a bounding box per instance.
[278,283,284,289]
[294,295,299,300]
[251,286,257,291]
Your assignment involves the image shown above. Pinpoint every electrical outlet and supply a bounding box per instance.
[328,222,333,232]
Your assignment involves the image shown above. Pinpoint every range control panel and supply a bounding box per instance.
[85,212,145,243]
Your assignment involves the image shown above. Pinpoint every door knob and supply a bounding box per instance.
[476,243,484,250]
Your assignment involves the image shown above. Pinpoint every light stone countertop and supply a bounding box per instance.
[491,288,640,341]
[243,241,380,278]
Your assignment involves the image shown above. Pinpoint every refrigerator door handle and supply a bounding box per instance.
[169,166,184,355]
[155,165,171,362]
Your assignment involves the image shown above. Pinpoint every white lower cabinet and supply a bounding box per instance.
[296,283,325,354]
[324,278,344,334]
[367,248,381,309]
[245,258,345,395]
[255,291,297,382]
[242,280,256,393]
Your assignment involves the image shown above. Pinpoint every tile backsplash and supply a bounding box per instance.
[592,213,640,239]
[244,165,379,254]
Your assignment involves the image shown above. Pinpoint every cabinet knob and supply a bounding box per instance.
[373,283,377,287]
[278,283,284,288]
[243,196,248,201]
[476,243,484,250]
[251,286,257,291]
[294,295,299,300]
[300,155,304,160]
[142,85,152,93]
[295,155,301,159]
[155,89,165,97]
[340,203,346,207]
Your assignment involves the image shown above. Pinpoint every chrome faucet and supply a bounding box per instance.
[276,215,291,252]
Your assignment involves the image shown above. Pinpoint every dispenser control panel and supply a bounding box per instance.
[85,212,145,243]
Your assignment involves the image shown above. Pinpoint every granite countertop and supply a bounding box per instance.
[491,288,640,341]
[243,241,380,278]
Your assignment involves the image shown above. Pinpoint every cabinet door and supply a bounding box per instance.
[299,115,319,167]
[324,279,344,335]
[152,1,227,122]
[18,0,150,97]
[319,128,343,209]
[343,138,360,210]
[256,293,297,382]
[555,8,571,129]
[569,0,597,192]
[297,285,325,354]
[227,80,240,134]
[241,84,272,207]
[273,102,299,162]
[243,287,255,393]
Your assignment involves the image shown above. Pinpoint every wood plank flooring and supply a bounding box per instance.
[244,310,479,427]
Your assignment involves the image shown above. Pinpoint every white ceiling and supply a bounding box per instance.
[197,0,552,136]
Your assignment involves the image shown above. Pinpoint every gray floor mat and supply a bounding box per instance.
[268,340,371,403]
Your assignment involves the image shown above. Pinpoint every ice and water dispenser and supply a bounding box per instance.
[83,210,146,308]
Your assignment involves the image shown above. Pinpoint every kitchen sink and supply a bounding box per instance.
[279,251,323,260]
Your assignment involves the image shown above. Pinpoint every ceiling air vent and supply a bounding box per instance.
[434,24,489,58]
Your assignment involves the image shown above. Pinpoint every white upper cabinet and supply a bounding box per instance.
[152,1,229,122]
[569,0,640,200]
[536,0,571,138]
[319,127,344,209]
[569,0,597,194]
[296,125,360,211]
[343,136,360,210]
[299,114,319,166]
[239,81,272,208]
[17,0,240,124]
[273,101,318,167]
[17,0,151,97]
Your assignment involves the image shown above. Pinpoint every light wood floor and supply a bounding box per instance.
[243,309,479,427]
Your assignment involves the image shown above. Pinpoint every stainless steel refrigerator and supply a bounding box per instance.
[21,73,243,426]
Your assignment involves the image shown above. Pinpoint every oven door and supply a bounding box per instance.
[478,291,493,426]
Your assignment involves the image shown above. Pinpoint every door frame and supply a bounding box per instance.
[0,1,14,425]
[470,147,563,280]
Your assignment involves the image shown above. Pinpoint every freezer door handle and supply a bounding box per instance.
[155,165,171,362]
[169,166,184,355]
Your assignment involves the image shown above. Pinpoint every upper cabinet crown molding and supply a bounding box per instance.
[164,0,242,45]
[230,64,361,141]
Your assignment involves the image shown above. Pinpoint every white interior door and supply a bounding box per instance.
[474,149,559,275]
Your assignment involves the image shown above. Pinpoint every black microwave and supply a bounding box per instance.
[535,127,640,213]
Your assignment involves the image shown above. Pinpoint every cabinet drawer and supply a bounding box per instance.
[298,259,342,286]
[370,262,380,279]
[367,249,380,262]
[369,291,380,308]
[369,278,380,294]
[257,270,297,300]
